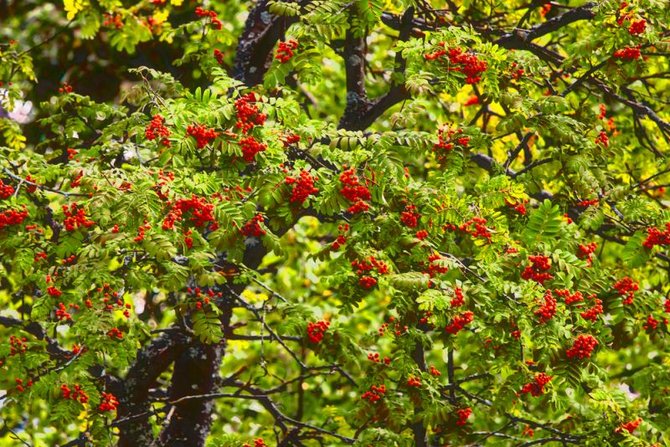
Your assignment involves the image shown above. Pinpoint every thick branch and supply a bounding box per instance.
[339,7,414,131]
[0,316,71,359]
[158,341,223,446]
[116,330,188,447]
[233,1,307,86]
[338,25,371,130]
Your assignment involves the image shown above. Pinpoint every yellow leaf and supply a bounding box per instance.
[170,0,183,5]
[63,0,88,20]
[152,9,169,26]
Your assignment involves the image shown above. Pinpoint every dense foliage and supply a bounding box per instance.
[1,1,669,446]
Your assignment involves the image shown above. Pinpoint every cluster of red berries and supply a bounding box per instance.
[643,315,660,332]
[407,376,421,387]
[352,256,389,289]
[554,289,584,305]
[665,298,670,313]
[240,213,266,237]
[617,3,647,35]
[184,229,194,249]
[102,13,123,29]
[331,223,349,250]
[400,204,420,228]
[145,114,171,147]
[456,407,472,426]
[0,179,14,199]
[378,316,408,337]
[243,439,267,447]
[540,2,551,17]
[367,352,391,365]
[58,82,73,94]
[340,168,371,214]
[598,104,607,120]
[577,198,599,208]
[239,136,267,163]
[163,195,216,230]
[61,384,89,404]
[595,130,609,147]
[276,39,299,63]
[234,93,266,134]
[566,334,598,359]
[445,217,492,242]
[433,125,470,152]
[613,277,639,305]
[62,203,95,231]
[47,285,62,297]
[15,378,33,392]
[580,297,604,322]
[505,199,527,215]
[510,61,525,80]
[451,287,465,307]
[616,418,642,434]
[219,185,253,202]
[445,311,474,334]
[194,6,222,29]
[70,170,84,188]
[520,372,552,397]
[85,283,131,318]
[9,335,27,356]
[361,384,386,403]
[424,44,488,84]
[613,46,641,60]
[429,365,441,377]
[134,220,151,243]
[0,206,28,230]
[522,425,535,438]
[642,223,670,249]
[118,179,132,190]
[628,19,646,35]
[98,392,119,412]
[358,276,377,289]
[55,302,77,321]
[187,123,219,149]
[213,49,224,65]
[464,95,479,106]
[307,320,330,343]
[425,252,449,277]
[107,327,124,340]
[521,255,553,285]
[285,170,319,204]
[281,133,301,147]
[577,242,597,265]
[534,290,557,324]
[188,286,222,310]
[70,344,84,357]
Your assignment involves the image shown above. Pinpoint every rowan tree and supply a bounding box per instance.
[0,1,669,446]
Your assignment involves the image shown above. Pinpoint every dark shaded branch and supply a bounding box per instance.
[158,340,223,447]
[338,23,371,130]
[233,0,307,85]
[339,7,414,130]
[161,388,356,444]
[523,2,595,41]
[0,316,71,359]
[410,335,427,447]
[116,330,188,447]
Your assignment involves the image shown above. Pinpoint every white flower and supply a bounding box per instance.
[7,99,34,124]
[0,89,35,124]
